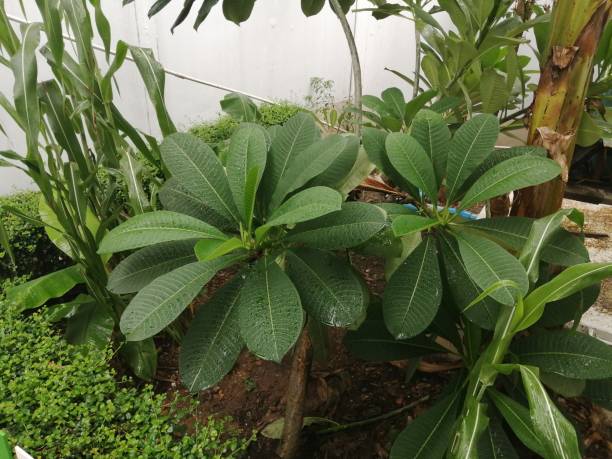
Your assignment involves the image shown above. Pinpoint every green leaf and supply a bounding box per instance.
[222,0,256,24]
[438,232,501,329]
[411,109,451,188]
[477,415,519,459]
[576,112,603,147]
[456,231,528,305]
[194,0,221,28]
[460,156,561,210]
[383,237,442,339]
[452,401,489,459]
[43,294,93,323]
[488,389,545,457]
[519,366,581,459]
[309,134,360,189]
[390,393,461,459]
[386,132,438,201]
[6,265,83,312]
[158,178,234,230]
[11,23,41,157]
[265,186,341,229]
[512,330,612,380]
[120,257,237,341]
[237,258,304,362]
[286,248,367,327]
[120,151,150,214]
[381,87,406,121]
[262,112,319,202]
[0,216,14,265]
[480,69,510,114]
[194,237,244,261]
[539,284,600,327]
[108,240,198,294]
[391,215,439,237]
[220,92,259,122]
[519,263,612,331]
[539,373,585,398]
[160,133,240,224]
[583,379,612,410]
[121,339,158,381]
[518,209,575,283]
[129,46,176,136]
[98,211,226,254]
[91,0,111,60]
[286,202,387,250]
[226,124,267,224]
[345,318,445,361]
[180,274,245,391]
[65,303,114,349]
[445,114,499,203]
[458,217,589,267]
[301,0,325,16]
[270,134,349,209]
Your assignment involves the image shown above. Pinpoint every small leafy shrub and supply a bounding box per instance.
[0,286,252,458]
[99,112,380,392]
[189,102,301,146]
[0,191,67,280]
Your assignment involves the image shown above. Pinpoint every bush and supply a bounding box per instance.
[0,283,252,458]
[0,191,68,281]
[189,102,302,145]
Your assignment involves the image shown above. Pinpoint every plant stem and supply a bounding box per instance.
[317,396,430,435]
[330,0,362,136]
[413,19,421,98]
[278,327,313,459]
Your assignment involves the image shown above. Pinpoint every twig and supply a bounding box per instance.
[316,396,430,435]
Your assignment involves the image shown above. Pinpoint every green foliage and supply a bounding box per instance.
[0,287,252,458]
[0,191,67,280]
[101,111,382,392]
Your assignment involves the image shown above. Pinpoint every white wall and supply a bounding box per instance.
[0,0,434,194]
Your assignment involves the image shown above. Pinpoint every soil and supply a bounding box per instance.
[151,254,612,459]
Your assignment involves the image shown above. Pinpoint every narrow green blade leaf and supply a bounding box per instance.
[286,248,367,327]
[390,393,461,459]
[237,258,304,362]
[391,215,439,237]
[194,237,244,261]
[512,330,612,379]
[160,133,240,224]
[11,23,41,157]
[226,124,267,224]
[6,265,83,312]
[265,186,342,228]
[180,274,245,391]
[519,263,612,331]
[446,114,499,203]
[452,402,489,459]
[383,236,442,339]
[456,231,528,305]
[345,318,445,361]
[120,256,237,341]
[98,210,227,254]
[477,415,519,459]
[108,240,198,294]
[129,46,176,136]
[460,156,561,210]
[194,0,221,28]
[386,132,438,202]
[286,202,387,250]
[519,366,581,459]
[488,389,545,457]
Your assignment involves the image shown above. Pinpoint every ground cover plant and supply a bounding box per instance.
[0,277,252,459]
[352,108,612,457]
[0,0,174,378]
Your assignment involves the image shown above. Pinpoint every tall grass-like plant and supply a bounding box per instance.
[0,0,173,378]
[349,110,612,457]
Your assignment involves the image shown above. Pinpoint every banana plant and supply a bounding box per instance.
[0,0,172,379]
[99,112,385,392]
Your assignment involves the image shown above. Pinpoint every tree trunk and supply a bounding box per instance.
[511,0,611,218]
[278,328,313,459]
